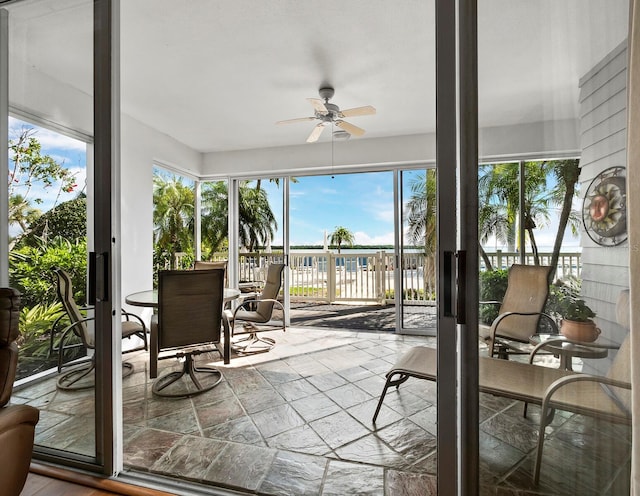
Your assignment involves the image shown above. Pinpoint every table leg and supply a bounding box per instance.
[560,355,573,371]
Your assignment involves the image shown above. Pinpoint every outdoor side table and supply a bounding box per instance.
[529,333,619,371]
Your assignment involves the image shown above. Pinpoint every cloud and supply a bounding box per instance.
[354,230,395,245]
[9,117,87,152]
[319,187,338,195]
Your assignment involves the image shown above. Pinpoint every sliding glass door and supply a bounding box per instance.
[395,168,438,334]
[2,0,115,473]
[476,1,631,493]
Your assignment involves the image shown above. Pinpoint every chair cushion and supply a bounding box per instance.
[0,343,18,408]
[0,288,21,347]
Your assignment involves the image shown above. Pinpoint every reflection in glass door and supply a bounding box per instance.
[477,1,631,493]
[3,0,105,467]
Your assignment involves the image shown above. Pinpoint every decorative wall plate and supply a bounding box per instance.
[582,166,627,246]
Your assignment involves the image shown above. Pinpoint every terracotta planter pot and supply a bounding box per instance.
[560,319,601,342]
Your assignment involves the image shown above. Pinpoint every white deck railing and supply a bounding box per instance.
[202,250,581,304]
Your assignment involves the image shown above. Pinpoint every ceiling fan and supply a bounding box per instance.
[276,87,376,143]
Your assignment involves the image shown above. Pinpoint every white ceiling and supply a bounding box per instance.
[6,0,630,154]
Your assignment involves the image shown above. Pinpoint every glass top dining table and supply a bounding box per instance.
[125,288,241,307]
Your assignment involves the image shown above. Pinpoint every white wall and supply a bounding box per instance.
[120,114,202,318]
[578,41,630,375]
[200,119,580,177]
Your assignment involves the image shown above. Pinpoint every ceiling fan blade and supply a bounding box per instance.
[306,123,326,143]
[307,98,329,114]
[276,117,316,125]
[335,120,366,137]
[339,105,376,118]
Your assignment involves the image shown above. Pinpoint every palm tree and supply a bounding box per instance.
[9,194,41,235]
[478,160,580,271]
[199,180,278,255]
[330,226,355,253]
[153,175,195,269]
[546,159,581,282]
[238,183,277,251]
[405,171,437,294]
[201,181,229,256]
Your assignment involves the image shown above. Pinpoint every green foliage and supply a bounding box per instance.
[16,302,65,359]
[289,286,326,297]
[479,269,509,325]
[15,301,85,380]
[10,236,88,308]
[545,280,595,322]
[385,289,435,301]
[18,196,87,247]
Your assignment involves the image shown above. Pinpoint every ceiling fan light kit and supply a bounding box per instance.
[276,86,376,143]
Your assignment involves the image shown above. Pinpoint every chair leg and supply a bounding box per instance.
[56,361,95,391]
[57,360,134,391]
[372,373,410,423]
[232,326,275,354]
[153,353,222,398]
[533,404,556,484]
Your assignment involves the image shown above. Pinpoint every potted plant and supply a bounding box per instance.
[548,285,600,342]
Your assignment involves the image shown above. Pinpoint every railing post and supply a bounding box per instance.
[328,253,336,303]
[496,249,502,270]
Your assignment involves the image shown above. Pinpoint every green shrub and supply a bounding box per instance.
[10,236,87,308]
[15,301,85,380]
[18,196,86,247]
[479,269,508,325]
[17,302,65,358]
[545,277,593,322]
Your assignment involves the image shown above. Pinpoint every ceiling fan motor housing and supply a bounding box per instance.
[319,86,335,101]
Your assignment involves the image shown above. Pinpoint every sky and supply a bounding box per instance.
[9,116,87,220]
[10,113,580,253]
[260,170,581,251]
[284,171,396,247]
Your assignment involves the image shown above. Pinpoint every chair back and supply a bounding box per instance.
[605,289,631,412]
[496,264,551,342]
[0,288,20,407]
[55,269,94,348]
[194,260,228,286]
[157,269,225,350]
[255,264,285,321]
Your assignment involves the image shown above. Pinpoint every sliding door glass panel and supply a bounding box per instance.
[238,178,284,283]
[7,0,96,459]
[289,171,398,331]
[151,166,196,275]
[398,168,437,334]
[478,2,631,492]
[200,179,229,263]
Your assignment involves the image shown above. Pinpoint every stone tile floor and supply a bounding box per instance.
[13,326,631,495]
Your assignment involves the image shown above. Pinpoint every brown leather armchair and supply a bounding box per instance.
[0,288,40,496]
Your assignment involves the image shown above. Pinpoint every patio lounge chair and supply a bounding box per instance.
[479,264,558,358]
[151,269,228,397]
[54,268,148,390]
[376,288,631,484]
[227,263,286,354]
[373,331,630,484]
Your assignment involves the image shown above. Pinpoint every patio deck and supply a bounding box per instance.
[12,326,630,496]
